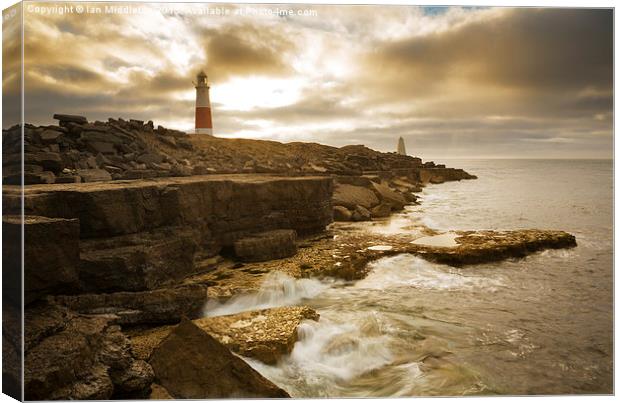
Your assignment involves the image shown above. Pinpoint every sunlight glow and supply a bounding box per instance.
[213,76,306,111]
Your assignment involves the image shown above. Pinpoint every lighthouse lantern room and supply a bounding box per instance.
[194,71,213,135]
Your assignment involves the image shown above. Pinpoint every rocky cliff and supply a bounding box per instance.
[3,114,480,399]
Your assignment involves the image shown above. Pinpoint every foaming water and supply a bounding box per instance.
[354,254,504,291]
[204,271,333,317]
[215,160,612,396]
[247,311,398,397]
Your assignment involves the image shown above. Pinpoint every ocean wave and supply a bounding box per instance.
[354,254,505,291]
[203,271,333,317]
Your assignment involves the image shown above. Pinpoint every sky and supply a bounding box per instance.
[3,3,613,159]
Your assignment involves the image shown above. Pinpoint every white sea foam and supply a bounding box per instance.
[246,312,395,396]
[203,271,332,317]
[354,254,504,291]
[367,245,393,251]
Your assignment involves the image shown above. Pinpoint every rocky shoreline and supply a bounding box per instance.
[3,115,577,399]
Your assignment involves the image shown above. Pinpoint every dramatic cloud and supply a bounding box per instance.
[13,3,613,159]
[200,24,296,80]
[2,4,22,127]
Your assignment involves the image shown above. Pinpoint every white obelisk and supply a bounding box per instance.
[397,136,407,155]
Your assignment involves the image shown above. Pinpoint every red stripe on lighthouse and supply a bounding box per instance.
[195,106,212,129]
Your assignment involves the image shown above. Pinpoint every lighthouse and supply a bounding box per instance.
[194,71,213,135]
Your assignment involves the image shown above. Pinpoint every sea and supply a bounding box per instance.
[207,159,614,397]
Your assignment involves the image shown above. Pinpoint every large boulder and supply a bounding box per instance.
[37,152,63,172]
[137,153,164,164]
[130,306,320,365]
[78,168,112,182]
[3,215,81,305]
[196,306,319,364]
[371,182,407,210]
[333,183,379,210]
[149,383,173,399]
[234,230,297,262]
[351,205,372,221]
[53,114,88,125]
[371,203,392,218]
[24,304,153,400]
[333,205,352,221]
[148,319,290,398]
[39,129,63,144]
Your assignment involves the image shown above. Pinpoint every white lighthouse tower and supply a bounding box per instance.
[194,71,213,135]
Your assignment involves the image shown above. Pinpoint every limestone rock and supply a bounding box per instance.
[333,205,353,221]
[149,319,290,398]
[2,303,22,399]
[24,304,153,400]
[409,229,577,266]
[149,383,173,399]
[40,129,63,144]
[9,175,333,241]
[78,228,199,293]
[52,283,209,325]
[137,153,164,164]
[35,151,63,172]
[3,215,81,305]
[7,114,477,190]
[196,306,319,364]
[234,230,298,262]
[333,183,379,210]
[54,114,88,124]
[371,182,407,210]
[78,168,112,182]
[55,174,82,183]
[130,306,320,365]
[418,167,476,184]
[110,360,155,398]
[371,203,392,218]
[352,205,372,221]
[86,141,116,155]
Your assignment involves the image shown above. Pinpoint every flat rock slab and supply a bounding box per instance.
[129,306,319,365]
[408,230,577,266]
[51,283,209,325]
[338,229,577,272]
[4,174,333,240]
[197,306,319,364]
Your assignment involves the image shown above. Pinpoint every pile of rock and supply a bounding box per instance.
[332,175,420,221]
[3,114,474,185]
[2,114,194,185]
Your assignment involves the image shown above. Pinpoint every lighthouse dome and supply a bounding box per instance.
[196,71,208,85]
